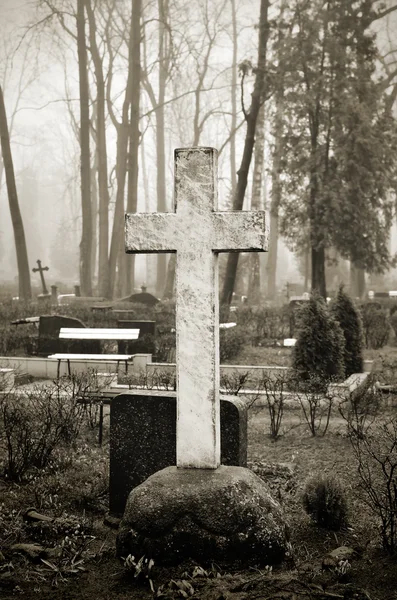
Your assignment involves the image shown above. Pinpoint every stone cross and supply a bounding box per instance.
[125,147,267,469]
[32,260,49,295]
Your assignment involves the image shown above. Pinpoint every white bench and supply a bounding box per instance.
[219,322,237,329]
[49,327,139,377]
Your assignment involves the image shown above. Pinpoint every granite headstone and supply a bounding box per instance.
[37,315,101,356]
[109,392,247,516]
[117,320,156,355]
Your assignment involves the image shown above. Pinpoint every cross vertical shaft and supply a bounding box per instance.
[174,149,220,466]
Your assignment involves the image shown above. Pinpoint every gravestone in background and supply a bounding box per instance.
[37,315,101,356]
[119,285,160,307]
[117,320,156,355]
[109,393,247,516]
[32,259,49,295]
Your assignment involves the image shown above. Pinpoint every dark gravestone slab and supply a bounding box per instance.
[119,292,160,306]
[117,320,156,355]
[109,393,247,516]
[288,297,310,337]
[37,315,101,356]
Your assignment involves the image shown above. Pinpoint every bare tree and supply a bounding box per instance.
[247,100,266,303]
[141,0,172,296]
[0,84,32,301]
[265,80,284,300]
[85,0,111,297]
[229,0,238,196]
[77,0,93,295]
[221,0,270,305]
[124,0,142,295]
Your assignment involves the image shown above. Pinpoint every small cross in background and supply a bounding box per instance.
[32,259,49,295]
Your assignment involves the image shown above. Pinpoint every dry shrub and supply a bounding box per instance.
[302,474,348,530]
[350,418,397,554]
[0,371,109,481]
[337,374,381,439]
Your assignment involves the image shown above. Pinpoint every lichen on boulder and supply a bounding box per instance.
[117,465,289,565]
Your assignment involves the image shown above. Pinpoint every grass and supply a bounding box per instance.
[1,403,397,599]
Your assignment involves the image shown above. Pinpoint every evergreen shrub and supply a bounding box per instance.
[303,474,348,530]
[361,303,390,349]
[292,291,345,390]
[219,326,246,362]
[235,305,291,345]
[389,311,397,340]
[330,285,364,377]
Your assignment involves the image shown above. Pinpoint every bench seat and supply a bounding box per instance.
[58,328,139,340]
[50,327,141,378]
[48,353,134,377]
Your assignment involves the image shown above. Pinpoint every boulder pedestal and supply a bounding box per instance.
[117,465,289,565]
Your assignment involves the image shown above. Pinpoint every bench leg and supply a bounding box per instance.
[67,360,71,377]
[98,402,103,446]
[57,360,61,379]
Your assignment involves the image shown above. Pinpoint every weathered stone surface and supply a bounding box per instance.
[322,546,357,570]
[11,544,48,562]
[109,393,247,516]
[125,147,267,469]
[117,465,289,565]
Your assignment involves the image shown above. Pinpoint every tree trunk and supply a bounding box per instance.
[220,0,270,305]
[0,84,31,301]
[90,148,98,285]
[76,0,92,296]
[86,0,110,297]
[311,246,326,298]
[309,121,326,297]
[303,248,310,292]
[107,108,130,298]
[247,100,266,303]
[265,88,284,300]
[230,0,237,197]
[163,254,176,299]
[350,262,366,299]
[141,133,155,289]
[266,210,279,299]
[125,134,137,294]
[125,0,142,294]
[107,0,139,298]
[156,0,169,297]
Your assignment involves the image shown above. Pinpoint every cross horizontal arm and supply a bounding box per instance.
[125,213,178,253]
[212,211,268,252]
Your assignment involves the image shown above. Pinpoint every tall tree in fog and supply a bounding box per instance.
[77,0,93,296]
[162,0,232,299]
[107,2,135,298]
[247,102,265,303]
[125,0,142,295]
[85,0,110,297]
[264,0,288,300]
[279,0,397,299]
[229,0,238,196]
[221,0,270,305]
[0,85,32,301]
[141,0,171,297]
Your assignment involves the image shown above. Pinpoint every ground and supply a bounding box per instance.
[2,342,397,599]
[2,405,397,600]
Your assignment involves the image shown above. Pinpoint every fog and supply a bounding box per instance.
[1,0,396,298]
